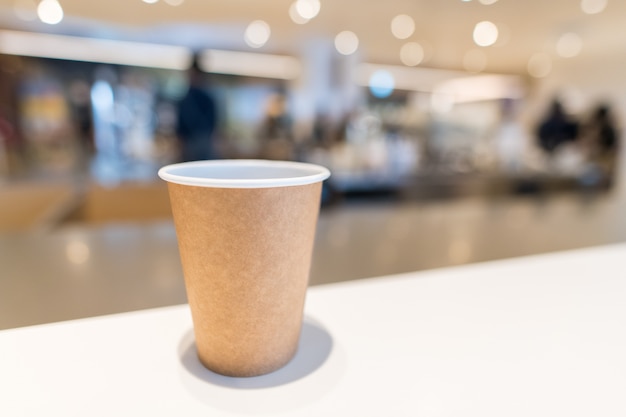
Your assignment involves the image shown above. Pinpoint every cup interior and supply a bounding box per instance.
[158,160,330,188]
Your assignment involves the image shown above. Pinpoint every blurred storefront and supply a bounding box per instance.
[0,40,619,200]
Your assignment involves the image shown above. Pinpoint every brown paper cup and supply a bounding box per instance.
[158,160,330,377]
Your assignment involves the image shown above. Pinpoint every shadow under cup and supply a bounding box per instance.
[158,160,330,377]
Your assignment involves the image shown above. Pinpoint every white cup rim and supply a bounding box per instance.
[158,159,331,188]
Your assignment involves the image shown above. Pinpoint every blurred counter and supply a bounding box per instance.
[1,243,625,415]
[0,181,78,232]
[0,222,186,329]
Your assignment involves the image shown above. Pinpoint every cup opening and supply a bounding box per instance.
[158,160,330,188]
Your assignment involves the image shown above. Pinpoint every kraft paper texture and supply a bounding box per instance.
[167,182,323,377]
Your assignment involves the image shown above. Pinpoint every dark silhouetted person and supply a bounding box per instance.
[176,54,217,161]
[537,99,578,155]
[586,103,619,187]
[68,80,94,171]
[257,90,294,160]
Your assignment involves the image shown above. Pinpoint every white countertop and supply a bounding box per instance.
[2,243,626,416]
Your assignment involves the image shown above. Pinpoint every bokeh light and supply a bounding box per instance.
[473,21,498,47]
[463,49,487,72]
[37,0,63,25]
[244,20,271,48]
[527,52,552,78]
[164,0,184,5]
[295,0,320,19]
[556,32,582,58]
[66,241,90,265]
[369,70,395,98]
[335,31,359,55]
[289,2,310,24]
[391,14,415,40]
[581,0,607,14]
[400,42,424,66]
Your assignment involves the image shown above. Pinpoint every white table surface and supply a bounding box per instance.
[2,243,626,416]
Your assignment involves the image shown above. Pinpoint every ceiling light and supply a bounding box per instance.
[463,49,487,72]
[295,0,320,19]
[580,0,607,14]
[473,21,498,47]
[37,0,63,25]
[335,31,359,55]
[478,0,498,4]
[391,14,415,40]
[244,20,271,48]
[164,0,184,5]
[0,30,189,70]
[556,33,582,58]
[434,74,524,104]
[142,0,159,3]
[202,50,302,80]
[289,2,310,24]
[527,52,552,78]
[400,42,424,66]
[0,30,301,80]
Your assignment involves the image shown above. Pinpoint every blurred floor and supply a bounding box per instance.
[2,177,626,329]
[313,190,626,284]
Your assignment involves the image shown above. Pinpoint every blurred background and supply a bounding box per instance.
[2,0,626,329]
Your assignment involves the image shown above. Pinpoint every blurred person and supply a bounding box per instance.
[0,116,26,176]
[583,103,620,188]
[311,111,333,148]
[91,66,121,159]
[0,112,16,176]
[493,99,528,176]
[257,90,294,160]
[536,99,579,155]
[175,53,217,162]
[68,79,94,171]
[116,71,157,161]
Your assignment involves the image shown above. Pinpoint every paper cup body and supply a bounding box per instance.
[159,160,329,377]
